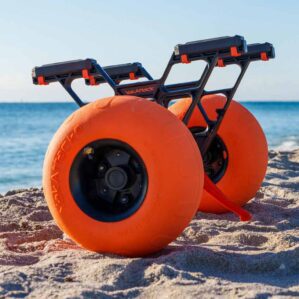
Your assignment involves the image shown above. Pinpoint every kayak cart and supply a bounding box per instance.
[32,35,274,256]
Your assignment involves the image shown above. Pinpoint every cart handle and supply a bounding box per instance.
[216,42,275,67]
[32,59,151,86]
[85,62,153,86]
[173,35,247,64]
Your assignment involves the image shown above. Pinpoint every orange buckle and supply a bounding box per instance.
[37,76,48,85]
[82,69,90,79]
[89,76,98,86]
[181,54,190,64]
[217,58,225,67]
[230,46,241,57]
[260,52,269,61]
[129,72,137,80]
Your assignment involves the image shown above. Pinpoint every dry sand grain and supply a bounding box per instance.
[0,150,298,298]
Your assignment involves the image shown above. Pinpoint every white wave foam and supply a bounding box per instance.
[275,140,299,151]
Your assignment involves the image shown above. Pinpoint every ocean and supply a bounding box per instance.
[0,101,298,194]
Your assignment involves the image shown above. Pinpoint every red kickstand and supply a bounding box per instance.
[203,174,252,221]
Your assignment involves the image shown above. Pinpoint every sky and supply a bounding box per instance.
[0,0,298,102]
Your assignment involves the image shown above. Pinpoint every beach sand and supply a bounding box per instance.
[0,150,298,298]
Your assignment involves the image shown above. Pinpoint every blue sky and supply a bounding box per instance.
[0,0,298,102]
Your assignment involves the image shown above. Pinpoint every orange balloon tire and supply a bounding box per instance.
[169,95,268,214]
[43,96,204,256]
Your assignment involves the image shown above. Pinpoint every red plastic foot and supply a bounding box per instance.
[203,174,252,221]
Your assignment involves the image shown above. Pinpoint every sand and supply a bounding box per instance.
[0,150,298,299]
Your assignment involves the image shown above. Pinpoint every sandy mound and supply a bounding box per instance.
[0,150,298,298]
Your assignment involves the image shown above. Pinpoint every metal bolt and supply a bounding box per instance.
[119,195,129,204]
[98,163,106,173]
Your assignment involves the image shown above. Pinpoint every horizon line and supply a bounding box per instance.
[1,99,299,104]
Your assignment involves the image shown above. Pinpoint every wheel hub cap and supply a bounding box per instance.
[105,167,128,190]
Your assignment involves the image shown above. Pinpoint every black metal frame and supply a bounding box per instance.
[32,35,274,156]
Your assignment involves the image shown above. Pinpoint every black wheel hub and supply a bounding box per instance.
[105,167,128,190]
[191,127,228,183]
[69,139,148,222]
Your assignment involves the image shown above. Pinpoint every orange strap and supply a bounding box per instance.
[204,174,252,221]
[260,52,269,61]
[82,69,99,85]
[89,76,98,86]
[82,69,90,79]
[230,46,241,57]
[181,54,190,64]
[129,72,137,80]
[37,76,48,85]
[217,59,225,67]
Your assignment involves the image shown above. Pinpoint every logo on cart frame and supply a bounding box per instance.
[123,86,156,95]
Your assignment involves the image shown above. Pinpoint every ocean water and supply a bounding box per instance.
[0,101,298,194]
